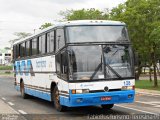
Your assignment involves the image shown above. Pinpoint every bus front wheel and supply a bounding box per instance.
[20,81,28,99]
[101,104,114,110]
[53,86,67,112]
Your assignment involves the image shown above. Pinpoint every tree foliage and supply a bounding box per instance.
[39,23,53,30]
[4,47,11,50]
[14,32,32,39]
[110,0,160,87]
[60,8,109,20]
[9,32,32,47]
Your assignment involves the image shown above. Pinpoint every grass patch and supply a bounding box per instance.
[135,80,160,91]
[0,72,13,76]
[0,66,12,70]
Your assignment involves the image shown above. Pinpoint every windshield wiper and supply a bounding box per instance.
[90,62,122,80]
[112,49,118,56]
[90,63,102,80]
[105,63,122,79]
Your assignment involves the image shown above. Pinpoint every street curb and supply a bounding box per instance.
[0,75,14,79]
[136,88,160,95]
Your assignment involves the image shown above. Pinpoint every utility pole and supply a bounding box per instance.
[34,29,36,34]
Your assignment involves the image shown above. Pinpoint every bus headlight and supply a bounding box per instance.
[122,86,135,90]
[71,89,89,94]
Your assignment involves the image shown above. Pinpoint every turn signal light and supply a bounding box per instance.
[72,90,76,94]
[122,86,135,90]
[71,89,89,94]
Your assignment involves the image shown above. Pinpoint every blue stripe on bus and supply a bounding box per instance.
[60,90,135,107]
[15,85,135,107]
[15,85,20,91]
[15,60,32,76]
[15,85,51,101]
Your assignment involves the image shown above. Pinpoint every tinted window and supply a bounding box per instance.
[26,40,31,56]
[20,42,25,57]
[50,31,54,52]
[47,31,54,53]
[13,46,16,59]
[56,29,65,51]
[47,33,50,52]
[68,46,103,80]
[32,38,37,55]
[103,45,133,77]
[16,45,19,58]
[56,54,61,76]
[61,51,68,80]
[67,26,129,43]
[39,35,46,54]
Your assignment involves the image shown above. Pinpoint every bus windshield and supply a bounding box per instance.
[66,26,129,43]
[68,45,104,80]
[103,45,133,78]
[68,45,133,81]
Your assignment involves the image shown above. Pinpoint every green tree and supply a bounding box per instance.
[110,0,160,87]
[60,8,109,20]
[9,32,32,47]
[4,47,11,50]
[39,23,53,30]
[14,32,32,39]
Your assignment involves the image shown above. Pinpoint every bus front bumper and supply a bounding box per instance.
[60,90,135,107]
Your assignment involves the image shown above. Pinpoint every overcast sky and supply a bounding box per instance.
[0,0,126,48]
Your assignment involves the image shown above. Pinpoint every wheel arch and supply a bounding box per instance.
[20,78,23,84]
[50,82,57,101]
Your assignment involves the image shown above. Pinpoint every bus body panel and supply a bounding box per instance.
[60,80,135,107]
[14,56,135,107]
[69,80,135,90]
[60,90,135,107]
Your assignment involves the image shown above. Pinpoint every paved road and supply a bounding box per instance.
[0,76,160,120]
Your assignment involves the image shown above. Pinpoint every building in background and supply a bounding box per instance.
[0,49,12,65]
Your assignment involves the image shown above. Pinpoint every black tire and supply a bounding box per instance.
[53,86,67,112]
[20,81,28,99]
[101,104,114,109]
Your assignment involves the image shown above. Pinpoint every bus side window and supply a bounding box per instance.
[18,44,21,58]
[56,29,65,52]
[56,54,61,77]
[39,34,46,54]
[32,38,37,55]
[16,44,19,58]
[13,45,17,59]
[56,50,68,80]
[47,33,50,53]
[47,31,54,53]
[26,40,31,56]
[61,51,68,80]
[20,42,25,57]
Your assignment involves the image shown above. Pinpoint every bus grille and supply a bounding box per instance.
[89,89,121,93]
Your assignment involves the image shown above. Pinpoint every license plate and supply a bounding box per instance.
[101,96,112,101]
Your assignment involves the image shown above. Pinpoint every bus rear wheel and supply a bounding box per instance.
[101,104,114,110]
[20,81,28,99]
[53,86,67,112]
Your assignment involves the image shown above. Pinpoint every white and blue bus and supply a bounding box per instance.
[13,20,135,112]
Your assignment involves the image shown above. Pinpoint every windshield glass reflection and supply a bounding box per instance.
[103,45,133,78]
[68,46,104,80]
[67,45,133,81]
[67,26,129,43]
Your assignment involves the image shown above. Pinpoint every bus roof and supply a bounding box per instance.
[13,20,126,45]
[57,20,125,26]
